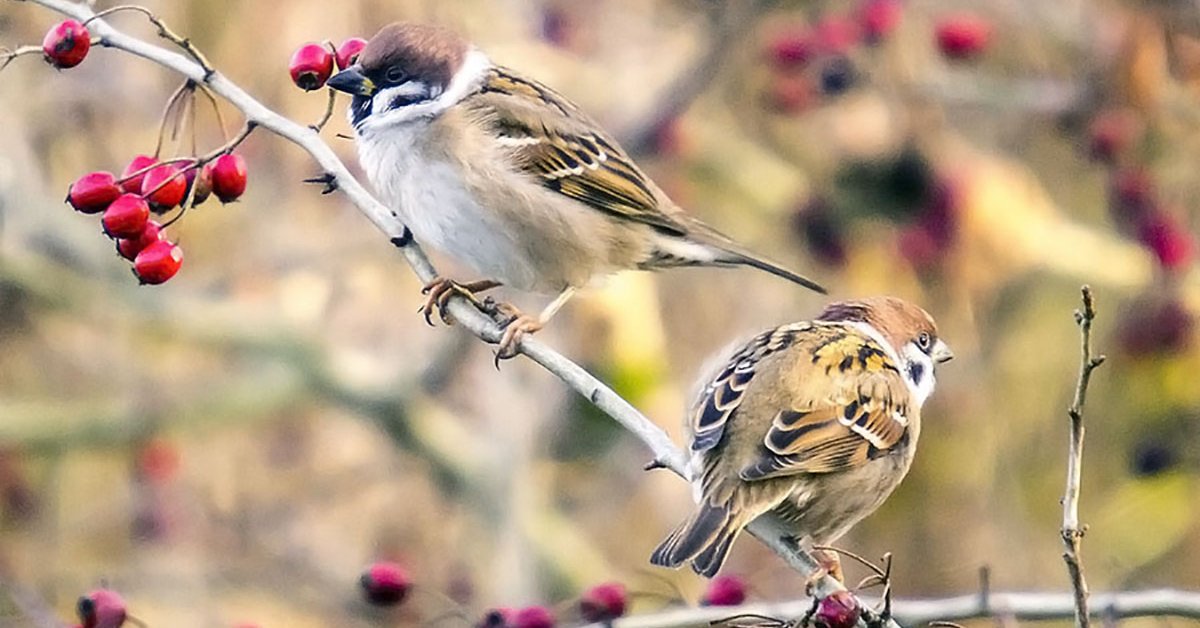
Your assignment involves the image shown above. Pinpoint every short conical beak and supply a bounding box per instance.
[933,340,954,364]
[327,66,375,97]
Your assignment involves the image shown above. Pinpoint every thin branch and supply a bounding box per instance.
[1062,286,1105,628]
[606,589,1200,628]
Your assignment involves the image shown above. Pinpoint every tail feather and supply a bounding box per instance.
[650,503,747,577]
[721,250,827,295]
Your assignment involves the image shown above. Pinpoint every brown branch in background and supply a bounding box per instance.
[1061,286,1106,628]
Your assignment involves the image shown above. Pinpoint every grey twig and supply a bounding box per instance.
[1062,286,1105,628]
[604,589,1200,628]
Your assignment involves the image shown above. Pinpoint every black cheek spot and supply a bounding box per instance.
[350,95,372,127]
[907,361,925,386]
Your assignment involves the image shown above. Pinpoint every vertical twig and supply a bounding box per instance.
[1061,286,1106,628]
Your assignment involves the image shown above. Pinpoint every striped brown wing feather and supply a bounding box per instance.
[740,334,913,479]
[691,323,816,452]
[471,68,687,235]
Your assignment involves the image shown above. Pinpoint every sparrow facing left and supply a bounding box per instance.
[326,23,826,357]
[650,296,952,578]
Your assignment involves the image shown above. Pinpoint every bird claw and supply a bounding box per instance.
[302,172,338,194]
[418,278,498,327]
[491,303,543,366]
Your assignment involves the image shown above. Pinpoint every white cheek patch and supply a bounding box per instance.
[371,82,432,117]
[900,342,937,408]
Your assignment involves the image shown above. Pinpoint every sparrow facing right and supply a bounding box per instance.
[651,296,952,578]
[326,23,826,357]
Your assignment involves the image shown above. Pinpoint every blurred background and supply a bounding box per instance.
[2,0,1199,625]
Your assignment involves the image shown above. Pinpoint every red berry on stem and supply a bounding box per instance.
[360,561,411,606]
[67,171,121,214]
[766,28,814,68]
[1087,109,1141,164]
[815,591,862,628]
[512,606,555,628]
[702,574,747,606]
[336,37,368,70]
[42,20,91,69]
[935,14,991,60]
[289,43,335,91]
[766,76,816,114]
[77,588,126,628]
[141,164,188,212]
[116,220,163,261]
[813,15,861,56]
[209,154,248,203]
[859,0,903,44]
[119,155,158,194]
[102,194,150,239]
[133,240,183,285]
[580,582,627,623]
[1138,211,1195,272]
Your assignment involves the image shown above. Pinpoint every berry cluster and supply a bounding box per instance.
[762,3,992,113]
[65,151,247,284]
[289,37,367,91]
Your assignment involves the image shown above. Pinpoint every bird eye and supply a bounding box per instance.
[917,332,932,351]
[384,66,407,83]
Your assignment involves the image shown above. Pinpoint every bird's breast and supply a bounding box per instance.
[355,122,543,290]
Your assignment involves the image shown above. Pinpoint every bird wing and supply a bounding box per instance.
[463,67,689,236]
[689,322,914,478]
[740,330,914,479]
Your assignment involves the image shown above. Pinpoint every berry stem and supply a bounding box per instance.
[153,80,195,158]
[196,84,229,143]
[310,88,338,132]
[82,4,215,78]
[0,44,42,73]
[114,156,195,186]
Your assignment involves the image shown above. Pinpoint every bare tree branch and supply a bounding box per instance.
[1062,286,1105,628]
[12,0,868,620]
[606,589,1200,628]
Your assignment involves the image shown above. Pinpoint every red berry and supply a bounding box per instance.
[815,591,862,628]
[813,16,861,56]
[141,164,188,213]
[119,155,158,194]
[185,165,212,206]
[935,14,991,60]
[67,171,121,214]
[1087,109,1141,164]
[135,437,180,483]
[335,37,368,70]
[116,220,163,261]
[1138,211,1195,272]
[77,588,126,628]
[859,0,903,44]
[359,561,411,606]
[512,606,555,628]
[766,29,814,68]
[766,76,816,114]
[898,224,942,270]
[209,154,248,203]
[289,43,335,91]
[701,574,746,606]
[133,240,183,285]
[42,20,91,69]
[1118,297,1194,357]
[580,582,627,623]
[102,194,150,239]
